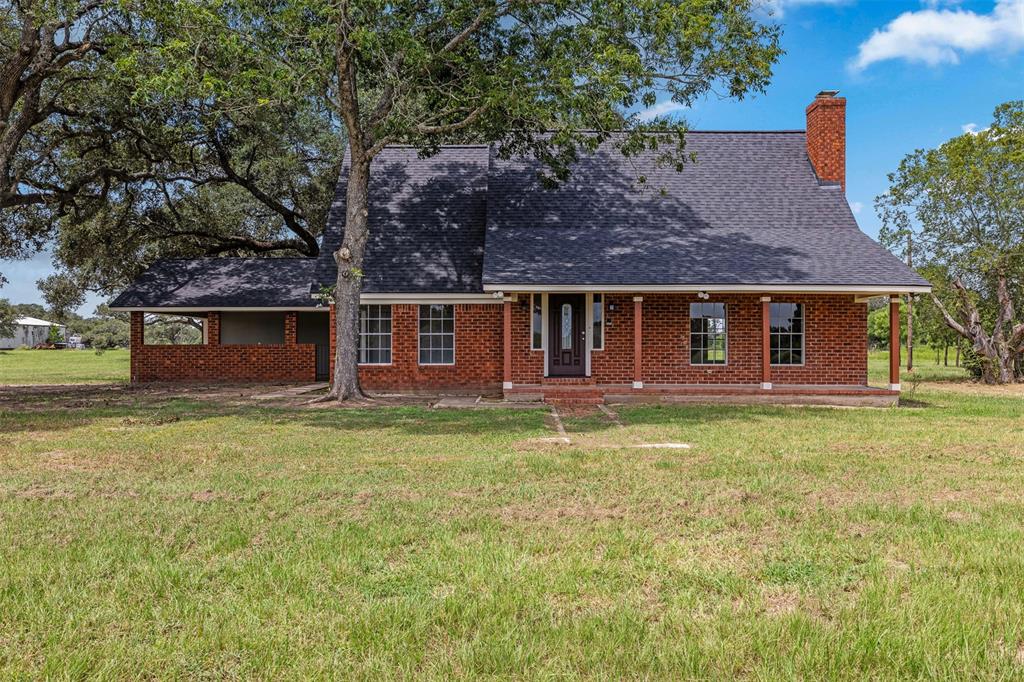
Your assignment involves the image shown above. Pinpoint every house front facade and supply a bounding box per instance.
[110,91,930,404]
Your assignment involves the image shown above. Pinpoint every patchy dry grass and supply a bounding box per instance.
[2,377,1024,677]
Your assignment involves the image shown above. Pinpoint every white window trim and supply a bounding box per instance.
[689,302,728,366]
[769,302,806,367]
[418,304,456,366]
[357,304,393,366]
[590,293,604,351]
[531,293,544,351]
[584,294,592,376]
[542,293,550,377]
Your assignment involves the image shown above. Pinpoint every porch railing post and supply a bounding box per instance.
[503,296,513,390]
[889,295,901,391]
[761,296,772,390]
[284,312,297,345]
[130,311,144,383]
[206,312,221,345]
[633,296,643,389]
[328,304,336,385]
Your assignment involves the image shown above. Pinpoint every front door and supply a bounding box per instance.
[548,294,586,376]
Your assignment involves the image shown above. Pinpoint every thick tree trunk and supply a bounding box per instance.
[930,276,1023,384]
[328,155,371,401]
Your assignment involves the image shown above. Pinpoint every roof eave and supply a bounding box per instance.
[482,283,932,295]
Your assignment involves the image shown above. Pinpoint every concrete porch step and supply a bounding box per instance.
[548,393,602,403]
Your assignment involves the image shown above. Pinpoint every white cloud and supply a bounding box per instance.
[850,201,864,214]
[962,122,990,135]
[636,100,687,122]
[850,0,1024,72]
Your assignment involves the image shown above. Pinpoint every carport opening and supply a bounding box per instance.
[142,314,203,345]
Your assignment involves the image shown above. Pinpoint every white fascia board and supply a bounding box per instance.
[108,306,328,313]
[358,293,503,304]
[483,284,932,295]
[110,294,503,313]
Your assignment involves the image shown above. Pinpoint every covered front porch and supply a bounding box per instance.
[496,290,906,405]
[127,309,331,383]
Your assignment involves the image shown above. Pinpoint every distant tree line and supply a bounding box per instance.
[878,101,1024,384]
[0,299,200,349]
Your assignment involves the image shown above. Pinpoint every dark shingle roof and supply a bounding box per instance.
[113,131,929,310]
[313,146,489,293]
[482,132,930,288]
[109,258,317,308]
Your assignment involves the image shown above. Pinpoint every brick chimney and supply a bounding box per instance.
[805,90,846,191]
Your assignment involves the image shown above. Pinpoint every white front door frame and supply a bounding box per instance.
[541,291,592,378]
[584,293,594,377]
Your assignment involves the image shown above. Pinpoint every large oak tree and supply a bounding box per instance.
[1,0,340,294]
[317,0,781,399]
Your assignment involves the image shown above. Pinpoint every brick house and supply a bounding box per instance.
[110,91,929,404]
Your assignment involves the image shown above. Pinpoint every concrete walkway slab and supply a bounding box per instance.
[433,396,482,408]
[252,383,329,400]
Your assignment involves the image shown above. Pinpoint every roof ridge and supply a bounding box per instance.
[155,256,315,262]
[376,131,805,151]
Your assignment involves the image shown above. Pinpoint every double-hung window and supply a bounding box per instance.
[690,302,727,365]
[358,305,392,365]
[419,304,455,365]
[770,302,804,365]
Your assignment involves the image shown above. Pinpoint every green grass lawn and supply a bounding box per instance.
[0,348,129,385]
[2,379,1024,678]
[869,347,971,386]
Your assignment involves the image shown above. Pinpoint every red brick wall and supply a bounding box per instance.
[805,93,846,190]
[132,344,317,383]
[129,311,316,383]
[128,294,867,387]
[511,297,544,383]
[590,294,638,382]
[768,295,868,386]
[358,304,503,392]
[206,312,221,344]
[509,293,867,386]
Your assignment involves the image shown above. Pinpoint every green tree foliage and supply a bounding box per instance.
[142,315,201,345]
[68,304,130,348]
[2,0,342,295]
[0,0,116,272]
[877,101,1024,383]
[0,298,14,337]
[147,0,778,399]
[46,324,61,344]
[37,273,84,322]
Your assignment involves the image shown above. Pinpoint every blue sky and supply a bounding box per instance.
[2,0,1022,315]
